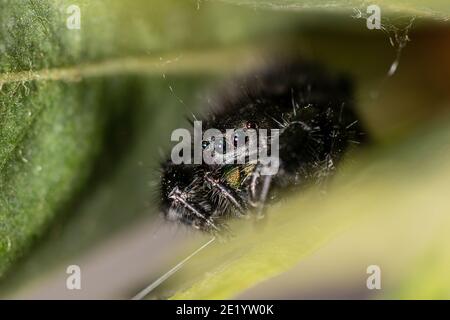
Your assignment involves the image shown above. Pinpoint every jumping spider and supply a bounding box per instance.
[159,61,367,233]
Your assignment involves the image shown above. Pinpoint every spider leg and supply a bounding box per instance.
[204,172,246,217]
[248,166,260,207]
[168,187,220,231]
[255,173,272,220]
[247,163,274,220]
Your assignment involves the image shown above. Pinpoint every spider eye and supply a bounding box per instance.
[202,140,210,149]
[246,121,257,129]
[216,139,224,151]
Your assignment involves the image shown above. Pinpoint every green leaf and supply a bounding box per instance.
[0,0,103,277]
[217,0,450,20]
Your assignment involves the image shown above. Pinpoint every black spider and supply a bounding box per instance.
[159,61,367,233]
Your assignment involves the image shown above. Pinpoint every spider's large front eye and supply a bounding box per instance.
[202,140,210,150]
[215,139,224,152]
